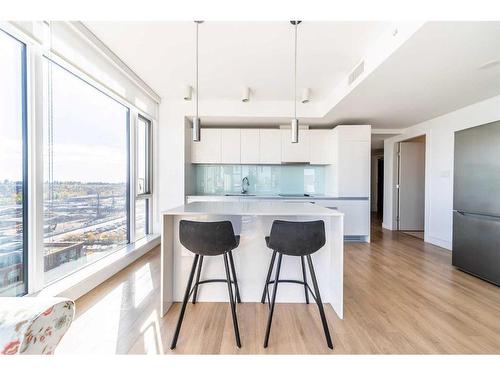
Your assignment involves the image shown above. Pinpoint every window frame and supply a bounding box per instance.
[136,114,153,198]
[0,29,29,296]
[0,22,158,295]
[41,56,132,286]
[135,114,153,239]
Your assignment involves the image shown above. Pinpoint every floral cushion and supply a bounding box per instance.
[0,297,75,355]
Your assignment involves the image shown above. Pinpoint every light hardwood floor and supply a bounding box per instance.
[56,216,500,354]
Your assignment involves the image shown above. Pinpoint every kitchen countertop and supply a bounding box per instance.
[186,194,369,200]
[163,201,344,216]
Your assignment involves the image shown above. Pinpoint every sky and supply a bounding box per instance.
[1,29,129,184]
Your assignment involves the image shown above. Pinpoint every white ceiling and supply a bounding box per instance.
[323,21,500,128]
[85,21,500,130]
[84,21,389,102]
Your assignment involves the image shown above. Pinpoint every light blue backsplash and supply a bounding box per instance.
[195,164,326,195]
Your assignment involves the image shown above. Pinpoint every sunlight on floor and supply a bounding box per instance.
[134,263,154,308]
[57,282,125,354]
[140,309,164,354]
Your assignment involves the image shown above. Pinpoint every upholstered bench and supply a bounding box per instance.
[0,297,75,355]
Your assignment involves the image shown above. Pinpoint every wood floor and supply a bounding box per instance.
[56,216,500,354]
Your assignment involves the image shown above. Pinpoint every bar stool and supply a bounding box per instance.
[260,220,333,349]
[170,220,242,349]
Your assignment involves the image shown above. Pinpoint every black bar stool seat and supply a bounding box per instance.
[261,220,333,349]
[170,220,242,349]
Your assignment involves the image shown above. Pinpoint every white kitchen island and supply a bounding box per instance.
[161,201,345,319]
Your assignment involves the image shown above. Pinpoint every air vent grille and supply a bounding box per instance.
[348,60,365,85]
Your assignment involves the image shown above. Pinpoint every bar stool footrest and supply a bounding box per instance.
[264,279,318,306]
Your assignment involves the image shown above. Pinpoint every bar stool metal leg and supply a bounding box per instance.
[300,256,309,304]
[263,252,283,348]
[170,254,199,350]
[192,255,204,304]
[260,250,277,304]
[306,255,333,349]
[228,251,241,303]
[223,253,242,348]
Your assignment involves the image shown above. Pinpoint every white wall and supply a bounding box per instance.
[383,94,500,250]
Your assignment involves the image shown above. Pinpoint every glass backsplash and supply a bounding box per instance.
[195,164,326,195]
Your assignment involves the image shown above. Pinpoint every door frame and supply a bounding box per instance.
[395,135,427,232]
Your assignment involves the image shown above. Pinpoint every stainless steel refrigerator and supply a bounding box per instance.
[453,120,500,286]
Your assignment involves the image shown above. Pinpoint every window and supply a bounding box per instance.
[43,60,130,284]
[135,115,152,240]
[0,30,27,296]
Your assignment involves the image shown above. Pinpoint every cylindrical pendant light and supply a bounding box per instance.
[192,21,203,142]
[301,88,310,104]
[241,86,250,102]
[290,21,301,143]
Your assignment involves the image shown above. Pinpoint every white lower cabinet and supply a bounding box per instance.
[312,199,370,239]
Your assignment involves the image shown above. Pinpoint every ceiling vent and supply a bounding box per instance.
[348,60,365,85]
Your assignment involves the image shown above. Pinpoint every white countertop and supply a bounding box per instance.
[163,201,344,216]
[187,194,369,200]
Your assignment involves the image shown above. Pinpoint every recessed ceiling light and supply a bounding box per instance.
[478,59,500,70]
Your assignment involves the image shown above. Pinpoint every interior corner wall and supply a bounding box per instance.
[382,94,500,250]
[158,102,189,215]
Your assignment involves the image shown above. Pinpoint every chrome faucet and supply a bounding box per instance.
[241,176,250,194]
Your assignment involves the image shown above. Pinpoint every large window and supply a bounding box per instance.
[0,31,27,297]
[43,60,130,284]
[135,115,152,240]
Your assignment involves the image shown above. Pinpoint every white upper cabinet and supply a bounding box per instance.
[240,129,260,164]
[259,129,282,164]
[221,129,241,163]
[191,128,222,163]
[281,128,310,163]
[309,129,334,165]
[335,125,371,197]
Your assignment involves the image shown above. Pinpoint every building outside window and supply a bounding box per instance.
[43,59,130,285]
[0,30,27,297]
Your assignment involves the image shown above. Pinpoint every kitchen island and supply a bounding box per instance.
[161,201,344,318]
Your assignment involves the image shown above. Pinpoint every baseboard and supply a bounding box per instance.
[426,235,452,251]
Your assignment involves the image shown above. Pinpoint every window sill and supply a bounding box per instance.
[33,234,160,301]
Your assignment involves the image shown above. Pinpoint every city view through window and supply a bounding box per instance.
[0,31,26,296]
[43,60,130,284]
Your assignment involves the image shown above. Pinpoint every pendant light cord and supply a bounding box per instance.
[196,21,199,119]
[294,22,297,119]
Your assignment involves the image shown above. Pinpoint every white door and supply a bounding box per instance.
[398,141,425,231]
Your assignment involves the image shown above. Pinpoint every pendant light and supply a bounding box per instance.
[192,21,203,142]
[290,21,301,143]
